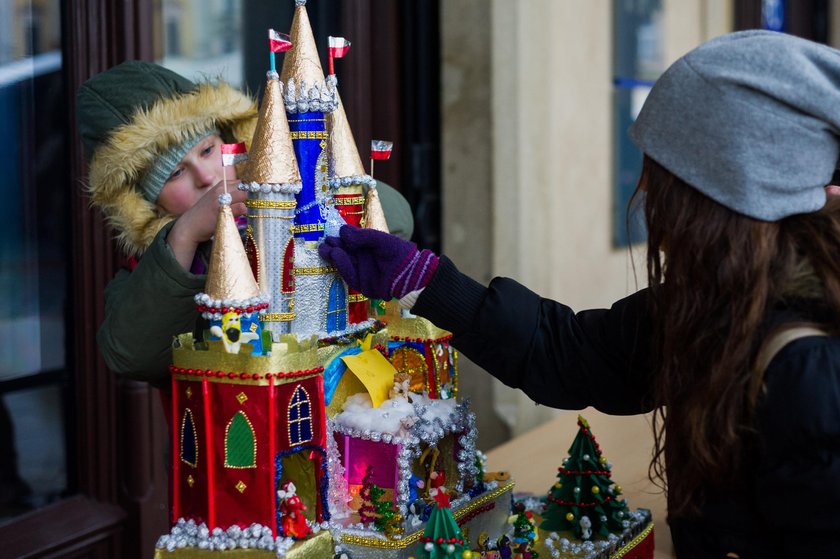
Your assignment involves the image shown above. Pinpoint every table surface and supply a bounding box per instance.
[485,408,675,558]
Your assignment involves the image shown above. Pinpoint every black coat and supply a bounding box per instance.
[413,256,840,558]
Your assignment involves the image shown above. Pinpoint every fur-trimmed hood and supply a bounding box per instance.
[81,67,257,257]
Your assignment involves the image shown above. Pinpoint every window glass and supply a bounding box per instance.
[612,0,664,246]
[0,0,70,525]
[155,0,245,88]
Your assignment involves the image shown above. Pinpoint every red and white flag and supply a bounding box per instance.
[370,140,393,160]
[221,142,248,166]
[328,36,351,58]
[269,29,293,53]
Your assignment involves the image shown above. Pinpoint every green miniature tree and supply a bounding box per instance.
[540,416,630,539]
[416,504,469,558]
[373,486,397,532]
[512,503,539,557]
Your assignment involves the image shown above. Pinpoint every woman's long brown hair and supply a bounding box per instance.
[636,156,840,516]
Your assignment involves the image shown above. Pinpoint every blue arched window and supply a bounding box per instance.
[181,409,197,467]
[325,278,347,332]
[288,386,313,446]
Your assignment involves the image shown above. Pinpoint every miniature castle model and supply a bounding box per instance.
[156,2,514,558]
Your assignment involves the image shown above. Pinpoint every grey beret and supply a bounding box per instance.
[629,30,840,221]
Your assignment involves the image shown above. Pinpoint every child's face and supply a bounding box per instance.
[157,134,236,215]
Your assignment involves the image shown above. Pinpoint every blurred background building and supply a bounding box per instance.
[0,0,835,556]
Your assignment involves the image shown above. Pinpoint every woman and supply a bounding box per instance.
[319,31,840,556]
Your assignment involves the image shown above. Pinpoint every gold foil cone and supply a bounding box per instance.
[280,4,326,88]
[206,204,261,302]
[363,186,390,233]
[328,92,366,178]
[239,79,301,184]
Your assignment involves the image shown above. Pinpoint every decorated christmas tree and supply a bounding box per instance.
[512,503,539,557]
[540,416,630,539]
[415,503,471,559]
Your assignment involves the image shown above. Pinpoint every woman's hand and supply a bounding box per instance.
[318,225,438,300]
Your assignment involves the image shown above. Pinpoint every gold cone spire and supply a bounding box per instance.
[329,92,366,178]
[280,2,327,87]
[239,78,301,184]
[206,204,261,301]
[364,186,390,233]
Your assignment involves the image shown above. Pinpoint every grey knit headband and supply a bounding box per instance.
[140,128,219,202]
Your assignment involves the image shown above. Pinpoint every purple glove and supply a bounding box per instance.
[319,226,439,300]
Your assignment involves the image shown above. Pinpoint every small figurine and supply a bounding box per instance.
[210,311,258,354]
[407,497,433,529]
[428,470,450,508]
[277,481,310,539]
[408,473,425,503]
[579,515,592,540]
[497,535,513,559]
[389,371,413,401]
[476,531,491,553]
[514,542,533,559]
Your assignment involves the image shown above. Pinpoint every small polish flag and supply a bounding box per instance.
[221,142,248,166]
[370,140,393,160]
[328,36,351,58]
[269,29,292,53]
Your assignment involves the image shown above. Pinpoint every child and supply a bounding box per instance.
[319,32,840,556]
[78,60,413,387]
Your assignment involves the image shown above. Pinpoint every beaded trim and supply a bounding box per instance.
[171,365,323,385]
[611,521,655,559]
[249,213,294,220]
[292,265,336,275]
[245,199,297,209]
[263,312,296,322]
[238,181,302,194]
[391,334,453,344]
[347,293,368,303]
[329,174,376,189]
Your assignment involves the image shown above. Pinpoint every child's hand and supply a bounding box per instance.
[167,181,247,271]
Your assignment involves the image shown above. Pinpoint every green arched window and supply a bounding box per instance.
[224,411,256,468]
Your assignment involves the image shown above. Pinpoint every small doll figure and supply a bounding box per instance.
[476,531,491,553]
[408,473,425,503]
[277,481,310,539]
[428,470,450,508]
[210,311,258,354]
[497,535,513,559]
[579,515,592,540]
[514,542,533,559]
[389,371,412,401]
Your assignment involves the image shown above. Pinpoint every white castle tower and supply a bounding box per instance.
[238,74,302,338]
